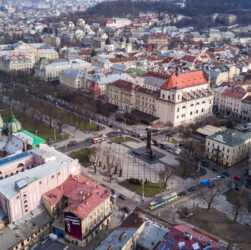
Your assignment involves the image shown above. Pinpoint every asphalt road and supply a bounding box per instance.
[56,139,92,153]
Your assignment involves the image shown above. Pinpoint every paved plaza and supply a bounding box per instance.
[101,140,180,182]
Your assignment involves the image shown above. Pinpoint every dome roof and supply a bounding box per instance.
[8,114,22,133]
[105,37,114,45]
[0,115,3,128]
[126,37,131,43]
[120,37,126,42]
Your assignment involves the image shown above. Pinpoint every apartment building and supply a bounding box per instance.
[0,55,34,72]
[214,87,250,121]
[0,41,58,72]
[107,80,159,115]
[107,80,136,111]
[205,129,251,167]
[156,71,214,126]
[135,86,159,115]
[145,34,169,45]
[107,71,214,126]
[241,96,251,122]
[35,59,91,81]
[44,174,111,247]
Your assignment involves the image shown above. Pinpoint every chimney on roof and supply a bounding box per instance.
[119,232,126,241]
[23,140,28,152]
[107,245,114,250]
[175,67,179,77]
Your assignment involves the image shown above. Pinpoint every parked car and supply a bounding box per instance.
[220,172,229,178]
[221,172,229,177]
[123,207,131,214]
[178,191,187,197]
[111,189,116,198]
[187,186,196,192]
[209,183,215,188]
[67,140,77,147]
[119,194,126,200]
[234,176,241,181]
[199,179,210,187]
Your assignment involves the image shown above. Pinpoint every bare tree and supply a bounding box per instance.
[231,191,248,222]
[54,111,67,134]
[199,181,222,211]
[89,145,102,174]
[158,165,174,190]
[103,147,120,182]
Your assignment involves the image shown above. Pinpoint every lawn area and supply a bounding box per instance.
[169,138,179,144]
[184,207,251,249]
[0,102,68,143]
[224,189,251,212]
[176,159,206,179]
[121,179,163,196]
[126,67,147,77]
[69,148,94,166]
[112,137,139,143]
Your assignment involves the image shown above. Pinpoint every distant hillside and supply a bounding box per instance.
[46,0,251,26]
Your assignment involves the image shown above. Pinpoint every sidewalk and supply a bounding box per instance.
[81,167,145,202]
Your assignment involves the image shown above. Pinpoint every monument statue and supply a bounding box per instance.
[146,128,154,159]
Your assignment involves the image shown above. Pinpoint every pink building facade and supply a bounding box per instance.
[0,145,81,223]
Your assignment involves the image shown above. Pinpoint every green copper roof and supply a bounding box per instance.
[8,114,22,133]
[21,130,46,146]
[207,129,251,147]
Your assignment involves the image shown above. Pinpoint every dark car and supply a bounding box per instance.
[110,197,115,203]
[221,172,229,178]
[160,144,166,150]
[119,194,126,200]
[187,186,196,192]
[178,191,187,197]
[67,140,77,147]
[123,207,131,214]
[111,189,116,195]
[209,183,215,188]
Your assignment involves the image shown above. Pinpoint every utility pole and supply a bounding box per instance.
[54,127,56,142]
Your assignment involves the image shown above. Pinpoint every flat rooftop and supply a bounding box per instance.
[0,144,74,199]
[0,205,52,250]
[0,151,29,167]
[95,228,137,250]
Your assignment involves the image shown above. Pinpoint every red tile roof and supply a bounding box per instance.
[135,86,160,97]
[242,95,251,104]
[161,71,207,90]
[221,88,247,100]
[89,81,101,92]
[42,174,110,219]
[109,79,136,91]
[181,55,196,62]
[145,71,170,80]
[79,49,92,56]
[156,224,227,250]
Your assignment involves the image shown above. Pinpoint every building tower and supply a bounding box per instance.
[89,82,101,100]
[7,114,22,134]
[105,37,114,52]
[125,38,132,53]
[120,37,126,49]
